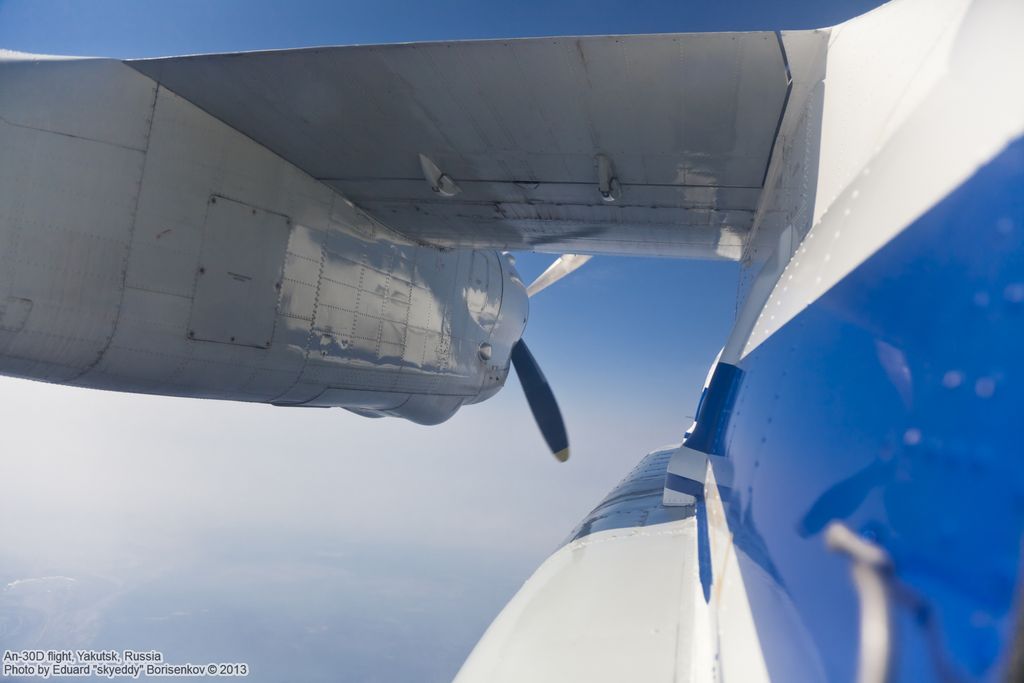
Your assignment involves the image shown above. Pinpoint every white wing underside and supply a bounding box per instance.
[129,32,792,259]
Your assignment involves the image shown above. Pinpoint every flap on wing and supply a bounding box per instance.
[129,33,791,258]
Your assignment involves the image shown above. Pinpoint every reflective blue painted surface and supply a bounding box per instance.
[716,137,1024,681]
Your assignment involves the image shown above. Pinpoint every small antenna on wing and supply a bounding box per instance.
[595,153,621,202]
[419,153,461,197]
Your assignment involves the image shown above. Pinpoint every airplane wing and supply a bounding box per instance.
[128,33,791,259]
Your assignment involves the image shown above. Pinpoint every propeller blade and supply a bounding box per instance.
[525,254,592,297]
[510,339,569,462]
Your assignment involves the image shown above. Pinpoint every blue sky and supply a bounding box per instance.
[2,0,883,57]
[0,1,884,681]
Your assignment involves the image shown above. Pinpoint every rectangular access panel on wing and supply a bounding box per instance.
[188,195,290,348]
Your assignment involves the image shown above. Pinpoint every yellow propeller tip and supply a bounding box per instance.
[554,448,570,463]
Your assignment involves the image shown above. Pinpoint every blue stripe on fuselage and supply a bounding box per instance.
[717,136,1024,682]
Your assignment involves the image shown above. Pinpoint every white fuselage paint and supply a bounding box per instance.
[0,53,527,424]
[736,0,1023,359]
[454,516,704,683]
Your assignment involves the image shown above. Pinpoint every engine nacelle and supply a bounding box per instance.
[0,52,527,425]
[291,247,528,425]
